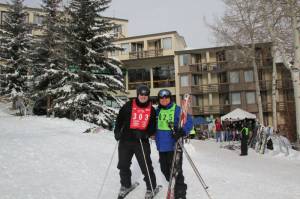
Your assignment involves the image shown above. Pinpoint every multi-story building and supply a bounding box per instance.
[176,45,296,140]
[110,31,186,101]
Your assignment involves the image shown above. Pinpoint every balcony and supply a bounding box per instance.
[129,49,163,59]
[191,105,223,115]
[262,101,291,112]
[128,81,151,90]
[178,62,225,74]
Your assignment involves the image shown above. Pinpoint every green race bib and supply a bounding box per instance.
[158,104,176,130]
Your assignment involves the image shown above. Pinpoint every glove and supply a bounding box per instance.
[172,128,185,141]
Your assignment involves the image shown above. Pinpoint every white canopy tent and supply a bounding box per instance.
[221,108,256,121]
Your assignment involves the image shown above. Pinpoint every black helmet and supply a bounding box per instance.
[158,89,172,99]
[136,84,150,96]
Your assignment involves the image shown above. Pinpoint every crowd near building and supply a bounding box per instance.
[0,2,296,141]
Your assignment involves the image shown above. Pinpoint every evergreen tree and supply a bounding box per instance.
[0,0,33,98]
[54,0,124,128]
[31,0,65,113]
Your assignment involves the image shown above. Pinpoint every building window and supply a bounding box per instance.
[33,15,45,25]
[179,54,189,66]
[128,68,150,90]
[246,92,256,104]
[192,95,202,106]
[113,25,122,34]
[162,37,172,49]
[180,75,189,87]
[192,75,199,86]
[216,51,226,62]
[1,11,9,25]
[229,71,239,83]
[244,70,254,82]
[153,65,175,88]
[231,93,241,105]
[121,43,129,54]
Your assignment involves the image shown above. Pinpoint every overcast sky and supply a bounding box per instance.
[1,0,225,48]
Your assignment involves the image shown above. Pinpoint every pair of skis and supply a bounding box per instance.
[117,182,162,199]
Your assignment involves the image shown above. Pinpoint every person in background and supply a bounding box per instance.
[240,123,249,156]
[154,89,193,199]
[189,127,196,139]
[215,118,222,142]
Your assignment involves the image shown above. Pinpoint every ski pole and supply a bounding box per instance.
[139,139,154,196]
[97,141,118,199]
[177,141,213,199]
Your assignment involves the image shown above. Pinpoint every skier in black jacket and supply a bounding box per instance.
[114,85,157,198]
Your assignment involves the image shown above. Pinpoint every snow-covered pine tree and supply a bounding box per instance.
[54,0,125,128]
[31,0,65,114]
[0,0,33,99]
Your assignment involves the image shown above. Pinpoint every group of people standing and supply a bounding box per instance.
[215,118,256,156]
[114,85,192,199]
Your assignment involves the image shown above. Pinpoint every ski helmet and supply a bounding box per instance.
[158,89,172,99]
[136,84,150,96]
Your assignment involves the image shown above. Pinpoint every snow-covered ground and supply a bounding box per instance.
[1,103,300,199]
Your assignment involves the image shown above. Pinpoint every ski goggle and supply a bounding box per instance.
[138,89,150,96]
[158,89,171,99]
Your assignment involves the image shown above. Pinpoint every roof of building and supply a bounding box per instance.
[175,42,272,54]
[114,31,180,41]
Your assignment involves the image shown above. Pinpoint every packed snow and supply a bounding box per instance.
[0,103,300,199]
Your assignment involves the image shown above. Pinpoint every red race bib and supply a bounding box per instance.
[129,99,151,131]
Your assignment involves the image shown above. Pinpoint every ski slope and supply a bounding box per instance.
[0,103,300,199]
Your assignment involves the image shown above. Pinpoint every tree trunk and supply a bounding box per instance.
[271,46,277,130]
[292,11,300,143]
[252,48,264,125]
[291,69,300,142]
[47,95,51,117]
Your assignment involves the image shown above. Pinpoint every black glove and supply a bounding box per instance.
[172,128,185,141]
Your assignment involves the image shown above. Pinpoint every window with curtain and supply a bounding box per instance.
[180,75,189,87]
[231,93,241,105]
[179,54,189,66]
[229,71,239,83]
[244,70,254,82]
[246,92,256,104]
[162,37,172,49]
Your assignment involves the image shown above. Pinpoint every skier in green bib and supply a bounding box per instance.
[155,89,193,199]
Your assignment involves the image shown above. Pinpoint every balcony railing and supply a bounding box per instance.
[129,49,163,59]
[128,81,151,90]
[191,105,225,115]
[178,62,225,73]
[190,101,292,116]
[153,79,175,88]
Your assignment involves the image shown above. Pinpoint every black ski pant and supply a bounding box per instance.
[117,140,156,190]
[159,151,187,199]
[241,133,249,155]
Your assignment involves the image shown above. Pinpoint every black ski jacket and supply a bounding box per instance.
[114,99,156,142]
